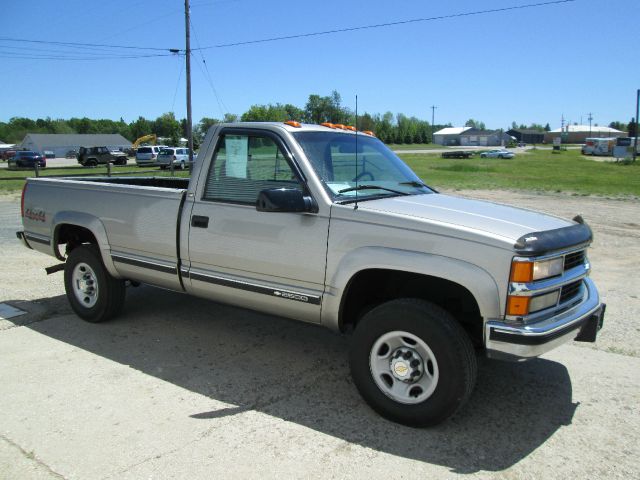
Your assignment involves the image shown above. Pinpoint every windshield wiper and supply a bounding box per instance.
[338,185,410,196]
[398,181,438,193]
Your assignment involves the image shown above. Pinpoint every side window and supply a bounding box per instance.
[203,134,302,204]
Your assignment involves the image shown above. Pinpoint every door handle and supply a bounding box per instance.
[191,215,209,228]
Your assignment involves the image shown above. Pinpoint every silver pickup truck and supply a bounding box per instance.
[17,122,605,427]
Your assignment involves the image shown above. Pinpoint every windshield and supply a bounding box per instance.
[293,131,432,202]
[17,151,38,156]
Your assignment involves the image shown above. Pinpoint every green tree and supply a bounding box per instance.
[465,118,486,130]
[129,116,152,141]
[223,113,239,123]
[194,117,220,144]
[608,121,627,131]
[629,118,637,138]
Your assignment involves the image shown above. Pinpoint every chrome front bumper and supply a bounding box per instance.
[485,278,603,360]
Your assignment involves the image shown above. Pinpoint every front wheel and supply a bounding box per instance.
[64,245,126,322]
[350,298,477,427]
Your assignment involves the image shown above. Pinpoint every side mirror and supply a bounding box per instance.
[256,188,316,213]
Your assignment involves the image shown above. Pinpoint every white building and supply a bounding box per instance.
[433,127,472,146]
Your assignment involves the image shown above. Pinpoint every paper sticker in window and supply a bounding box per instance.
[225,136,248,178]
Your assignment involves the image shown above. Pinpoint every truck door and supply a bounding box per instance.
[184,129,329,323]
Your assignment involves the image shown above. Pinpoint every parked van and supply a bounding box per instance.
[135,145,166,166]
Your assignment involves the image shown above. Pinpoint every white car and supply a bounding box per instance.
[480,149,515,159]
[135,146,167,166]
[157,147,191,170]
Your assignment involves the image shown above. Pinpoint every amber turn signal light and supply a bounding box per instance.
[506,296,530,316]
[510,261,533,282]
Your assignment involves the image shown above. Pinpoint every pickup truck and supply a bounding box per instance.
[17,122,605,427]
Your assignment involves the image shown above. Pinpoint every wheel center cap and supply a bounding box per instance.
[393,361,409,377]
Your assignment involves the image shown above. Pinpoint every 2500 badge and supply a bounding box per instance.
[25,209,46,222]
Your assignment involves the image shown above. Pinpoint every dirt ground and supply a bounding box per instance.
[0,190,638,479]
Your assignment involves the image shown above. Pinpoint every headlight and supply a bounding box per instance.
[510,257,564,282]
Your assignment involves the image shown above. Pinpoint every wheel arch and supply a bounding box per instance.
[322,248,501,343]
[52,212,120,277]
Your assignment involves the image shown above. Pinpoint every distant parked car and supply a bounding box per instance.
[441,151,474,159]
[2,149,16,161]
[157,147,191,170]
[77,146,128,167]
[135,146,166,167]
[8,151,46,169]
[65,149,78,159]
[43,150,55,159]
[480,149,515,159]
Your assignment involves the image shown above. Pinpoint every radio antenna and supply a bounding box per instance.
[354,94,359,210]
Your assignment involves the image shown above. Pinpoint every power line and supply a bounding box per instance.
[189,18,229,116]
[0,51,177,61]
[194,0,577,50]
[0,36,178,53]
[171,56,185,113]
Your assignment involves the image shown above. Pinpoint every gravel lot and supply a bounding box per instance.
[0,190,638,479]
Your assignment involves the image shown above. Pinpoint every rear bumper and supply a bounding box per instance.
[485,278,603,360]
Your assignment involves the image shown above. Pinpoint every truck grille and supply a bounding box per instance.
[564,250,585,271]
[559,280,583,304]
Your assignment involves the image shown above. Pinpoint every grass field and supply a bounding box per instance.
[400,149,639,197]
[1,150,638,197]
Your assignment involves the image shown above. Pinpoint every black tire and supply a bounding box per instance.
[350,298,477,427]
[64,245,126,323]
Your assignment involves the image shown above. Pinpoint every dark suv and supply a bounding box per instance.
[77,146,128,167]
[8,151,46,169]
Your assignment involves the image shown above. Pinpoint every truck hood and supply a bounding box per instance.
[359,193,573,242]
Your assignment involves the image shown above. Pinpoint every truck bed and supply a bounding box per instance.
[22,175,190,291]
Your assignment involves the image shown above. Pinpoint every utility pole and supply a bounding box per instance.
[185,0,194,164]
[430,105,437,144]
[587,112,593,138]
[634,89,639,163]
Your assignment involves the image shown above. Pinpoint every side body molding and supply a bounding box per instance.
[321,246,502,331]
[51,211,120,278]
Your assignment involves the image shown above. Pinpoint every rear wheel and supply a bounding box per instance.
[350,298,477,427]
[64,245,125,322]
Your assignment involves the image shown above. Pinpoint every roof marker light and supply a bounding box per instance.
[362,130,375,136]
[334,124,346,130]
[284,121,301,128]
[345,126,356,131]
[320,122,336,128]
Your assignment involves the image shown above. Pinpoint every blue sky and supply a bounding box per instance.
[1,0,638,129]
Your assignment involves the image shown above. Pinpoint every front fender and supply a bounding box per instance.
[321,246,501,330]
[51,211,120,278]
